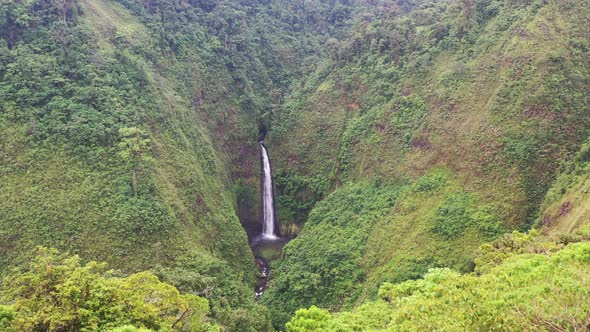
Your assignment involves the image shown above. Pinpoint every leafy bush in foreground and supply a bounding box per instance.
[0,247,219,332]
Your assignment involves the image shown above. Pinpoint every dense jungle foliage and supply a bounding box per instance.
[286,227,590,331]
[0,0,589,330]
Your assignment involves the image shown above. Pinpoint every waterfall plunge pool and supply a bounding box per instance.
[251,235,288,299]
[250,142,288,299]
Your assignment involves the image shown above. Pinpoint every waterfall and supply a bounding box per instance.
[260,143,278,239]
[252,142,284,299]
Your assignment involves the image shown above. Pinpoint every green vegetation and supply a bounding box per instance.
[1,0,589,330]
[263,169,507,328]
[432,192,504,239]
[539,138,590,236]
[269,0,590,231]
[0,247,218,331]
[0,0,278,330]
[262,181,403,326]
[274,171,328,236]
[262,0,590,327]
[286,228,590,331]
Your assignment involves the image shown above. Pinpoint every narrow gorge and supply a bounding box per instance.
[0,0,589,331]
[252,142,287,299]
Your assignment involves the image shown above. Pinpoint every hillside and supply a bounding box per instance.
[286,228,590,331]
[540,138,590,236]
[263,0,590,326]
[0,0,589,331]
[0,0,274,329]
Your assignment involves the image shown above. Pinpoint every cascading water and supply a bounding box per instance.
[260,143,278,239]
[251,142,286,300]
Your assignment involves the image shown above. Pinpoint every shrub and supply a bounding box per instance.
[432,193,474,239]
[1,247,216,332]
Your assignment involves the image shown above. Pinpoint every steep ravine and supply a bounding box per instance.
[249,142,288,299]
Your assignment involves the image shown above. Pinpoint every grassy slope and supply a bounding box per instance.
[0,0,252,272]
[0,1,268,329]
[272,0,589,223]
[542,172,590,235]
[263,0,590,324]
[540,139,590,237]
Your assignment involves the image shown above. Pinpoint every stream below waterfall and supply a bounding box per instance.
[251,236,287,299]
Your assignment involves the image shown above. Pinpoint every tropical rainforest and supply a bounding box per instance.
[0,0,588,330]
